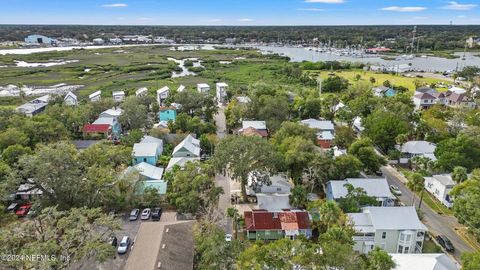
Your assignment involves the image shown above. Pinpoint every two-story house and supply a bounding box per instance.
[132,136,163,166]
[349,207,428,254]
[424,174,456,208]
[157,86,170,106]
[397,140,437,164]
[216,82,228,104]
[326,178,396,207]
[166,134,201,170]
[82,108,122,139]
[300,119,335,148]
[197,83,210,94]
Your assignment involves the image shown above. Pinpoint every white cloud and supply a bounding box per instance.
[297,8,326,11]
[380,6,427,12]
[442,2,477,10]
[101,3,127,8]
[238,18,254,22]
[304,0,344,3]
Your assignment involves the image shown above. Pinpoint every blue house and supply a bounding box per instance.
[158,107,177,122]
[132,136,163,166]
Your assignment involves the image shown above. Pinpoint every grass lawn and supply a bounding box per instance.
[314,70,451,92]
[419,191,454,216]
[423,236,443,253]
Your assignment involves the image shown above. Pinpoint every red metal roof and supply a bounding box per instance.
[244,210,310,231]
[83,124,111,133]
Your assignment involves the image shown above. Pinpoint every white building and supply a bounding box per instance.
[216,82,228,104]
[167,134,201,171]
[390,253,460,270]
[348,207,427,254]
[24,35,56,45]
[135,87,148,97]
[326,178,396,207]
[92,38,104,45]
[112,91,125,102]
[424,174,456,208]
[157,86,170,105]
[89,90,101,102]
[197,83,210,94]
[16,95,50,117]
[247,173,293,195]
[64,91,78,106]
[398,141,437,164]
[177,85,186,93]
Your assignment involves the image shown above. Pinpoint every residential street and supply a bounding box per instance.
[381,165,474,262]
[214,106,233,234]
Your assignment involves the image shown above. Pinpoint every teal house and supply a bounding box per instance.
[132,136,164,166]
[158,107,177,122]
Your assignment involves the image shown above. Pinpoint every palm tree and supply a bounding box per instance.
[452,166,468,184]
[407,173,425,209]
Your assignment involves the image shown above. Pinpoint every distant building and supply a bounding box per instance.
[466,37,480,48]
[373,86,396,97]
[166,134,201,171]
[16,95,50,117]
[247,173,293,196]
[239,121,268,138]
[413,87,476,110]
[177,85,186,93]
[132,136,164,166]
[24,35,56,45]
[83,108,122,139]
[135,87,148,97]
[109,38,123,45]
[89,90,101,102]
[424,174,456,208]
[236,96,251,104]
[157,86,170,105]
[92,38,104,45]
[244,209,312,240]
[349,207,427,254]
[112,91,125,102]
[197,83,210,94]
[158,107,177,122]
[64,91,78,106]
[216,82,228,103]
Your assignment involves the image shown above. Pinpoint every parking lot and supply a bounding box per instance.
[70,210,177,270]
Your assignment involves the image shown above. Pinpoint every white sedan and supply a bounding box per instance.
[225,234,233,242]
[390,185,402,196]
[141,208,151,220]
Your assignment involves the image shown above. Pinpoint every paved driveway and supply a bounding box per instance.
[381,165,474,262]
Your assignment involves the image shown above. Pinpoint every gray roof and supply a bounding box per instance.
[16,95,50,115]
[425,174,455,186]
[166,157,200,170]
[349,207,428,231]
[172,134,200,157]
[89,90,101,99]
[300,119,335,131]
[328,178,395,199]
[133,162,164,180]
[242,120,267,130]
[133,143,159,157]
[400,141,436,154]
[141,135,163,145]
[390,253,460,270]
[256,193,292,212]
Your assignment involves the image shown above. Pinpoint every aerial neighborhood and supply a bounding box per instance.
[1,21,480,270]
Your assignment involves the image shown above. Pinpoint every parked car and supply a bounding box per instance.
[151,208,162,221]
[129,209,140,221]
[390,185,402,196]
[141,208,151,220]
[225,234,233,242]
[117,236,130,254]
[15,203,32,217]
[436,235,454,252]
[109,236,118,247]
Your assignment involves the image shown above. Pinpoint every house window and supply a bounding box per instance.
[382,232,386,239]
[404,246,410,253]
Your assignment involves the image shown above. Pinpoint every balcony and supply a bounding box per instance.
[353,235,375,242]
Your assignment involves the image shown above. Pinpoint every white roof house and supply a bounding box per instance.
[247,173,293,195]
[132,162,164,181]
[349,207,428,233]
[112,91,125,102]
[300,119,335,131]
[172,134,201,158]
[89,90,101,101]
[256,193,292,212]
[216,82,228,103]
[390,253,460,270]
[99,108,123,118]
[133,143,159,158]
[136,87,148,97]
[140,135,164,156]
[242,121,267,131]
[326,178,395,206]
[398,141,437,163]
[64,91,78,106]
[424,174,456,208]
[197,83,210,94]
[166,157,200,171]
[157,86,170,104]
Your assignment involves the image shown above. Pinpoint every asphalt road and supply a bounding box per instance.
[381,165,474,262]
[214,105,232,234]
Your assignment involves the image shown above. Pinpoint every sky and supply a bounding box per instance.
[0,0,479,25]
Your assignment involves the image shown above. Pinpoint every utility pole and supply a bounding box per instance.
[411,26,417,54]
